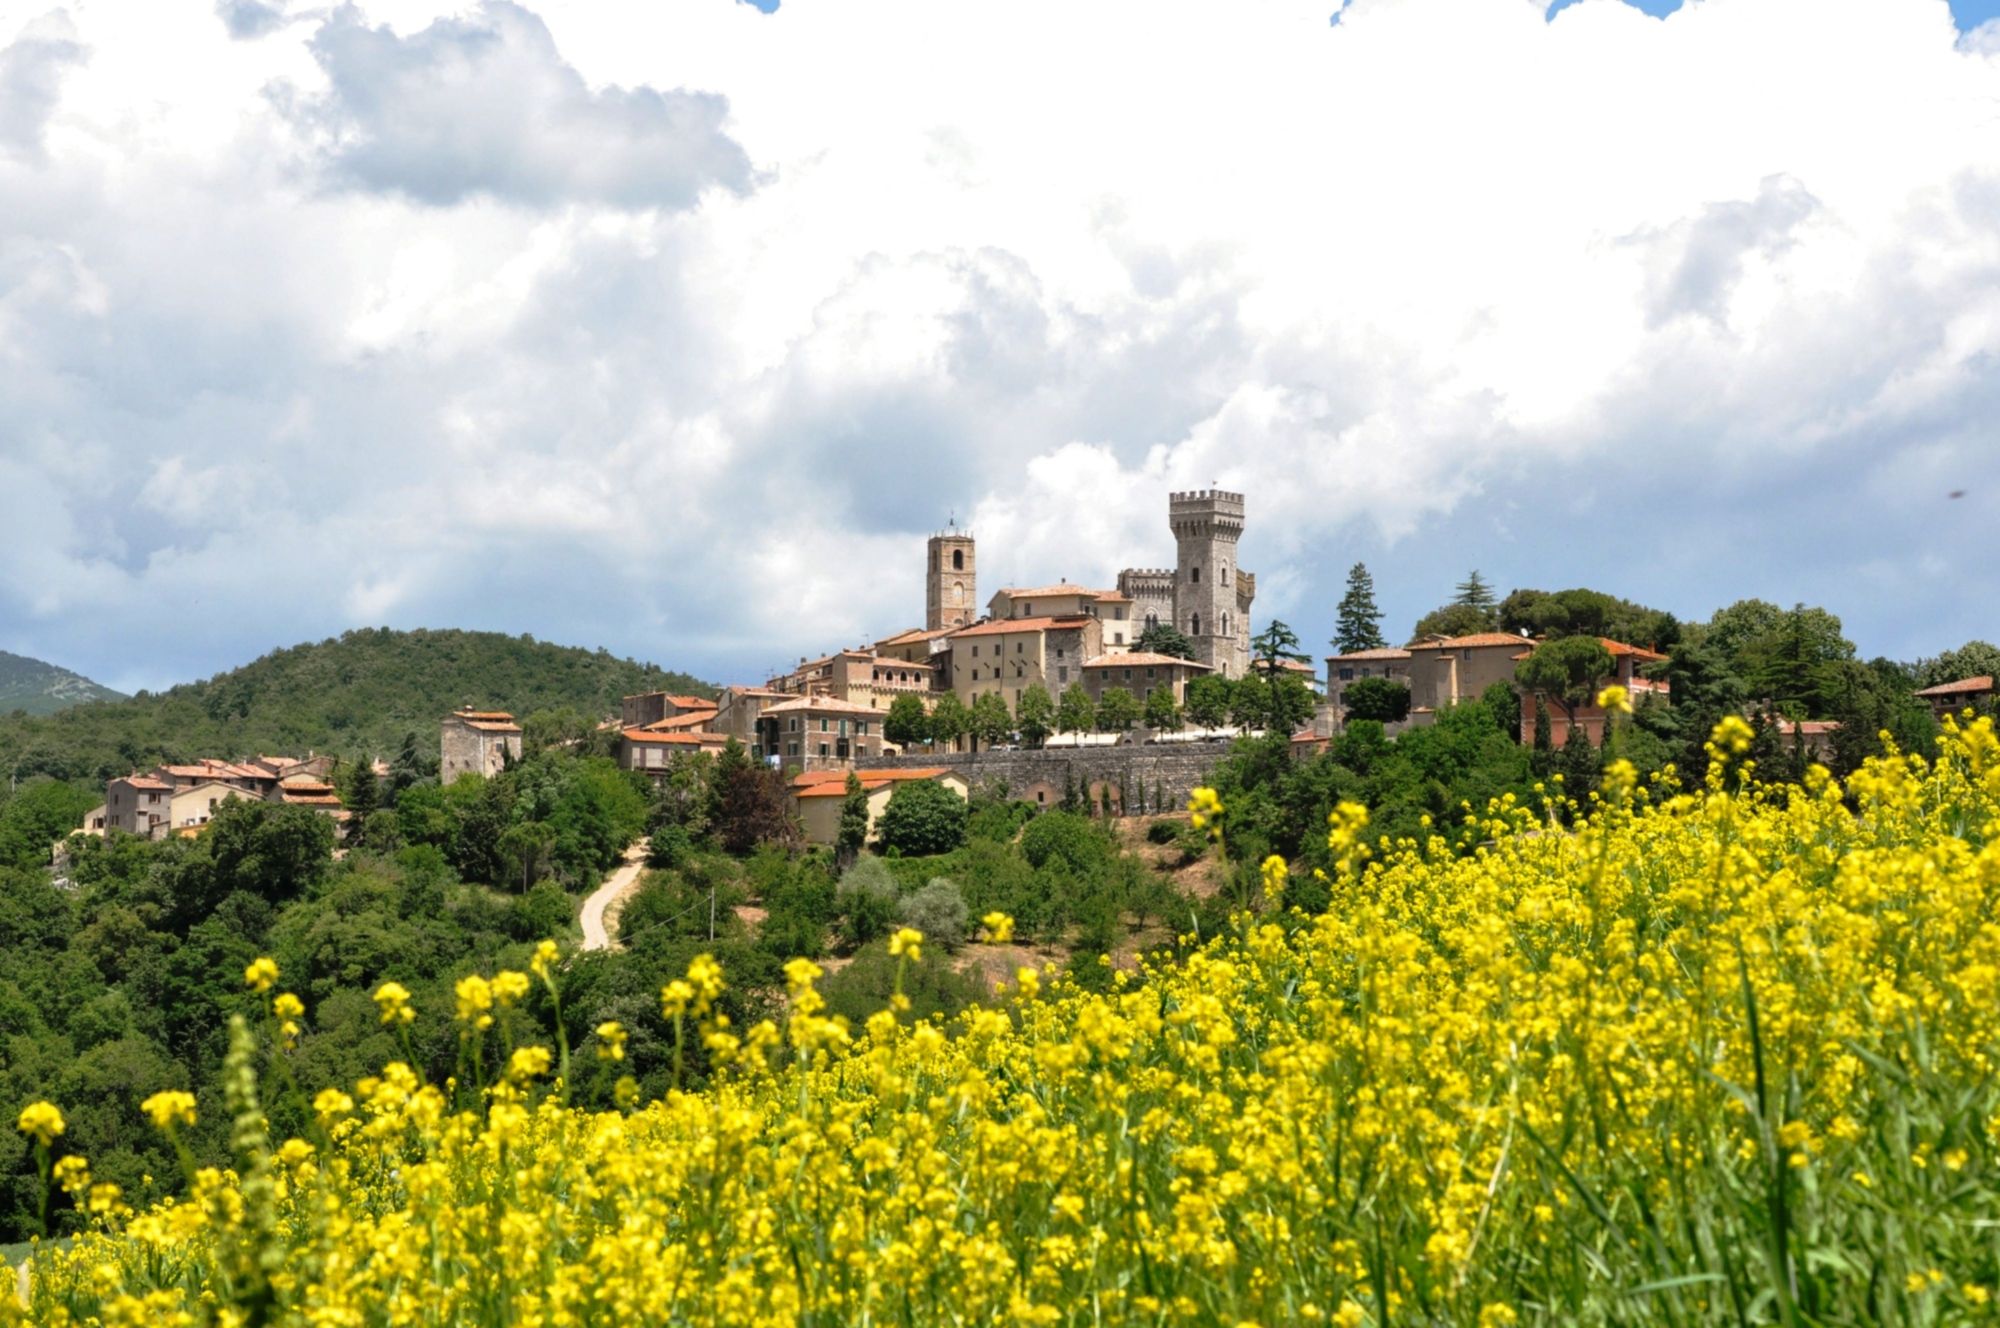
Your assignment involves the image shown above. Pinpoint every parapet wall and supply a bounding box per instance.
[858,744,1230,815]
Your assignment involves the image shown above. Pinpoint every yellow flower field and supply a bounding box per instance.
[13,717,2000,1325]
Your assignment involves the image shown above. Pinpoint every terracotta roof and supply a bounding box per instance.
[641,712,716,732]
[791,768,958,798]
[1600,638,1669,661]
[1327,648,1413,662]
[950,615,1094,639]
[455,710,516,720]
[1254,658,1318,675]
[662,695,712,709]
[622,729,720,745]
[463,720,523,733]
[281,792,344,807]
[875,626,954,647]
[1427,633,1535,649]
[1915,675,1995,697]
[759,696,883,716]
[1775,719,1841,735]
[1081,652,1213,670]
[119,776,172,791]
[280,777,336,792]
[998,584,1100,599]
[721,686,791,698]
[1093,590,1132,602]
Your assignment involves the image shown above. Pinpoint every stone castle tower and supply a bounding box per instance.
[926,527,977,631]
[1169,490,1253,679]
[1117,567,1174,636]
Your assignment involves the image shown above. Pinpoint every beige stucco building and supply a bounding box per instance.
[947,614,1105,710]
[1077,651,1211,708]
[1325,647,1414,717]
[788,768,971,845]
[1405,634,1536,714]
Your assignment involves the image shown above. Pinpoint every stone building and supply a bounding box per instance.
[1405,634,1534,714]
[757,696,886,773]
[1117,568,1174,635]
[1325,647,1414,718]
[927,527,977,631]
[621,692,716,729]
[1077,651,1212,707]
[947,614,1105,710]
[1160,489,1255,679]
[440,709,523,783]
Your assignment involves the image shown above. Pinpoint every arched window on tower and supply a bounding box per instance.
[1221,564,1230,587]
[952,549,964,571]
[1191,613,1201,637]
[1190,565,1201,584]
[1145,613,1158,631]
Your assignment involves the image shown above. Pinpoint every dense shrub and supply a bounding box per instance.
[896,877,970,951]
[874,780,968,857]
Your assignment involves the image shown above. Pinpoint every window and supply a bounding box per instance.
[972,645,980,657]
[818,744,829,757]
[1190,565,1200,583]
[1123,669,1133,682]
[953,549,963,570]
[1115,608,1126,620]
[1462,649,1472,661]
[787,742,799,756]
[1016,642,1023,653]
[1056,648,1064,659]
[1339,667,1354,681]
[1191,613,1201,636]
[1221,565,1230,587]
[1114,633,1124,645]
[1145,613,1158,630]
[1059,666,1069,682]
[1147,668,1156,679]
[821,718,831,732]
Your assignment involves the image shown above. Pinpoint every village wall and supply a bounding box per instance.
[857,744,1228,815]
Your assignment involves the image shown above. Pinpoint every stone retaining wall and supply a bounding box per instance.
[857,745,1230,816]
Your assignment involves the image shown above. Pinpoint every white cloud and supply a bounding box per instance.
[2,0,2000,690]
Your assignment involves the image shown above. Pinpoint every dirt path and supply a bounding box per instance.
[580,845,648,951]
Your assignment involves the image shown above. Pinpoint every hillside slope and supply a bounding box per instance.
[0,628,712,785]
[0,650,126,716]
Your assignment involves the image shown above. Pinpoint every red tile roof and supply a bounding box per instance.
[120,777,172,791]
[761,695,882,716]
[1326,647,1413,662]
[791,768,957,798]
[1081,652,1212,670]
[1427,632,1535,649]
[950,615,1094,639]
[1915,675,1994,697]
[622,729,719,745]
[997,584,1101,599]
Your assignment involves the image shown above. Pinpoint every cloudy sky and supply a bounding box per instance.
[3,0,2000,692]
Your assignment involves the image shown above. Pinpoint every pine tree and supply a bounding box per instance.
[1454,570,1496,612]
[837,773,869,859]
[1333,563,1388,654]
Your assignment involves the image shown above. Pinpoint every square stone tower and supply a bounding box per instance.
[927,527,977,631]
[1170,490,1251,679]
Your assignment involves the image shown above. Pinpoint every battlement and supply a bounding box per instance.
[1169,489,1244,541]
[929,529,975,542]
[1168,489,1244,510]
[1118,568,1173,584]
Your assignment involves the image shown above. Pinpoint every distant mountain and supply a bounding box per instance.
[0,628,713,786]
[0,650,127,717]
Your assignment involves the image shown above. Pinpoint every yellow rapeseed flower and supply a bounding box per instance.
[981,912,1015,944]
[595,1021,627,1061]
[889,927,924,961]
[455,975,495,1029]
[140,1091,197,1131]
[244,957,279,993]
[272,992,304,1020]
[1595,684,1631,715]
[372,981,414,1026]
[17,1101,63,1147]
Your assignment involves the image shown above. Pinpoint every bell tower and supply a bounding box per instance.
[1170,490,1248,678]
[926,525,976,631]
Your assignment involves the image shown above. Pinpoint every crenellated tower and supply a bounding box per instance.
[1169,490,1250,679]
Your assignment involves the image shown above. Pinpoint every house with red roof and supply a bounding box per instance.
[1514,638,1670,750]
[1914,675,1994,721]
[787,767,971,845]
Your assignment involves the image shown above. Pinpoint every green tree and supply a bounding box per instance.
[1917,640,2000,690]
[1268,675,1318,735]
[1502,588,1678,649]
[1342,677,1410,724]
[1134,623,1197,660]
[1056,684,1096,736]
[883,694,932,749]
[714,760,798,856]
[1229,674,1271,730]
[498,821,556,891]
[928,693,970,751]
[0,779,100,871]
[387,731,433,799]
[1250,621,1310,679]
[1095,687,1143,733]
[875,781,968,856]
[1143,685,1184,732]
[340,758,380,823]
[1515,635,1615,726]
[1014,684,1056,749]
[836,773,869,860]
[1183,675,1233,730]
[1739,603,1854,719]
[1333,562,1388,654]
[1410,602,1495,641]
[969,693,1014,750]
[1454,570,1496,612]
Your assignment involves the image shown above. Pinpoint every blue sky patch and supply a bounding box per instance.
[1548,0,1999,28]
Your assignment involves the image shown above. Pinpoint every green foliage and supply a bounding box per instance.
[0,779,100,870]
[835,856,900,948]
[1019,812,1108,877]
[1184,675,1232,730]
[1500,587,1679,648]
[819,940,984,1026]
[929,693,970,748]
[711,743,798,856]
[1250,621,1309,675]
[1916,640,2000,690]
[1143,685,1183,733]
[883,694,932,749]
[837,774,869,858]
[1055,685,1096,735]
[969,692,1013,749]
[1515,635,1616,721]
[646,823,693,870]
[1014,685,1055,749]
[875,781,968,857]
[1095,687,1142,733]
[897,878,970,950]
[0,627,712,785]
[1228,675,1269,730]
[1267,676,1318,735]
[1342,677,1410,723]
[1410,601,1494,642]
[1134,623,1196,660]
[1453,569,1496,611]
[1332,562,1387,655]
[0,649,124,717]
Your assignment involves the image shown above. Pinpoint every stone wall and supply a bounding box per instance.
[857,743,1230,816]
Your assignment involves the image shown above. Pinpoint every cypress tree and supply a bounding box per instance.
[1333,563,1388,654]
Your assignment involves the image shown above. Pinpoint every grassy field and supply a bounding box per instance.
[11,716,2000,1325]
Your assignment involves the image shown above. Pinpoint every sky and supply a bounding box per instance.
[4,0,2000,694]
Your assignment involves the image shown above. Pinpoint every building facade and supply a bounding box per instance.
[947,615,1105,710]
[1406,634,1536,714]
[440,710,523,783]
[758,696,887,773]
[1077,652,1211,708]
[1325,647,1415,718]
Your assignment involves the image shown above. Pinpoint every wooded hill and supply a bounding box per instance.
[0,650,125,717]
[0,628,712,786]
